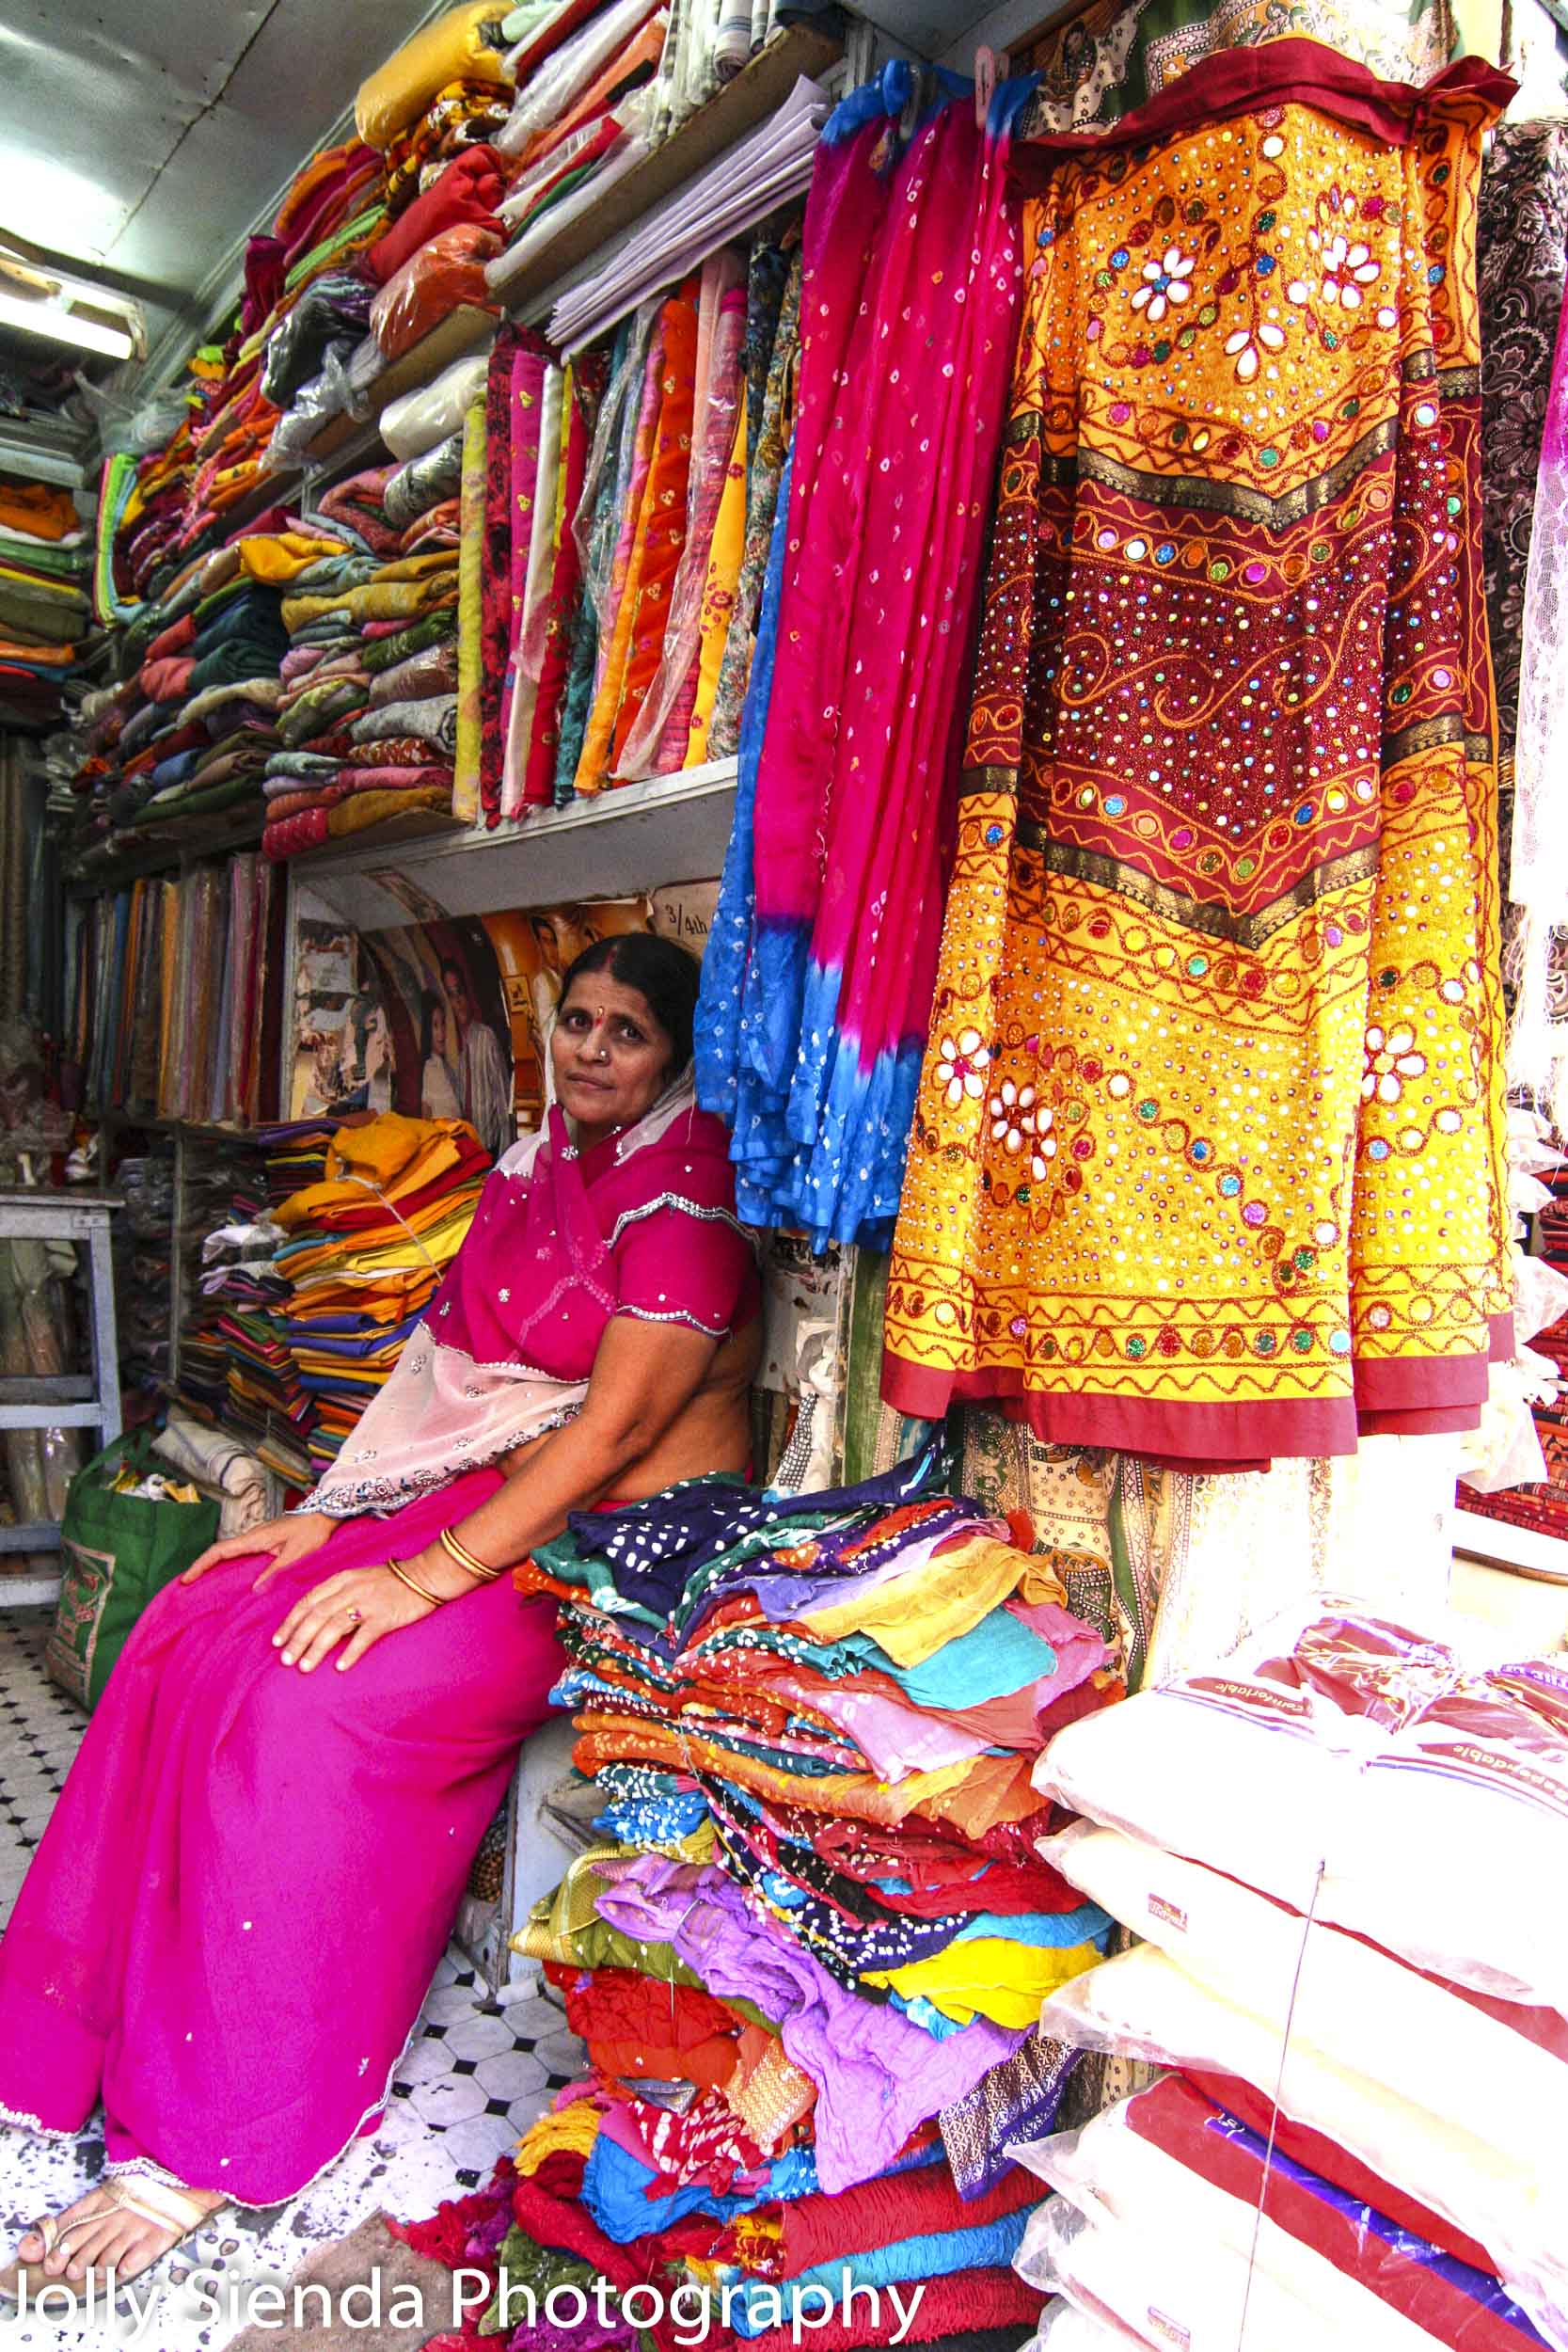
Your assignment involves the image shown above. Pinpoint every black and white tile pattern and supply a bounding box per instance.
[0,1612,584,2347]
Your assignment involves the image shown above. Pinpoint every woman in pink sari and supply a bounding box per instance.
[0,934,760,2297]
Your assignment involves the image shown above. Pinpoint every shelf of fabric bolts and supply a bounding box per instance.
[293,755,741,929]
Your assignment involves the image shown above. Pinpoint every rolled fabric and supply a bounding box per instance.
[355,2,512,150]
[363,145,509,283]
[382,351,493,461]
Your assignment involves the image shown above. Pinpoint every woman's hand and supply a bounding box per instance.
[272,1564,437,1674]
[181,1509,339,1588]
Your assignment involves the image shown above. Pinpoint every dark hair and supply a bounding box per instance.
[348,992,382,1060]
[420,988,445,1063]
[558,934,701,1077]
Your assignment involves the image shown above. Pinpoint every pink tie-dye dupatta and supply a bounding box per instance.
[702,66,1035,1248]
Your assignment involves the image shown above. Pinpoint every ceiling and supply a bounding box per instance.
[0,0,441,436]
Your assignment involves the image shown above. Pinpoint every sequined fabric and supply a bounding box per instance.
[883,42,1513,1469]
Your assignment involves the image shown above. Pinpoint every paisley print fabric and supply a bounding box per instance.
[882,40,1513,1470]
[1476,119,1568,904]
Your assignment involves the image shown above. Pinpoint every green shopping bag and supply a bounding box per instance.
[46,1432,220,1709]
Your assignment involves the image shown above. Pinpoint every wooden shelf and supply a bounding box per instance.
[497,24,842,326]
[293,758,739,929]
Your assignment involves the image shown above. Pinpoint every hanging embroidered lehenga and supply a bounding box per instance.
[0,1081,756,2206]
[882,39,1514,1470]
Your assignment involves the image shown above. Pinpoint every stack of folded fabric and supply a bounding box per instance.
[265,1113,486,1476]
[1012,1600,1568,2352]
[356,4,515,223]
[402,1443,1123,2352]
[111,1151,176,1412]
[476,215,800,820]
[261,467,463,858]
[258,1116,340,1207]
[0,471,90,727]
[258,139,386,462]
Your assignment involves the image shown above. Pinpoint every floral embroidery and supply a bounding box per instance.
[1131,246,1194,323]
[1225,320,1286,380]
[989,1080,1038,1153]
[1361,1023,1427,1104]
[1316,231,1380,308]
[935,1029,991,1107]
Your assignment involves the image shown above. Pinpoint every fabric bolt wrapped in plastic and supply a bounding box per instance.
[355,1,513,148]
[1012,2077,1549,2352]
[1037,1938,1568,2352]
[363,144,508,282]
[380,350,493,460]
[497,0,666,151]
[1036,1597,1568,2011]
[1024,2306,1130,2350]
[369,223,502,360]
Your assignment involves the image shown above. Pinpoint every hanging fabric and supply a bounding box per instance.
[694,62,1037,1248]
[882,40,1514,1470]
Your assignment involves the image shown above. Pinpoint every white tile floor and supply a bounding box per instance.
[0,1610,584,2348]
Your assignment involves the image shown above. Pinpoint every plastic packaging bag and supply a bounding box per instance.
[1036,1944,1568,2352]
[1036,1594,1568,2010]
[370,223,501,361]
[356,3,513,149]
[1013,2080,1552,2352]
[497,0,662,151]
[380,349,493,460]
[264,345,373,469]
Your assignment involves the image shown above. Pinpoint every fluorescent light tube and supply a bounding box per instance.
[0,289,133,359]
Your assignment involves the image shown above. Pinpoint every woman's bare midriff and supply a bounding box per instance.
[499,1317,763,1502]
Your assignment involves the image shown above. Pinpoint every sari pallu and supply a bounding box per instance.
[883,41,1514,1469]
[0,1084,756,2204]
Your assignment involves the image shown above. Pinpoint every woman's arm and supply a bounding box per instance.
[268,1315,721,1670]
[417,1314,721,1581]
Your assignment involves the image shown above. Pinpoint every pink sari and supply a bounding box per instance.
[0,1082,755,2205]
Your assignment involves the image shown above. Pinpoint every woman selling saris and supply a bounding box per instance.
[0,933,760,2298]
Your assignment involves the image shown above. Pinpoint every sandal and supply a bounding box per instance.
[0,2174,220,2307]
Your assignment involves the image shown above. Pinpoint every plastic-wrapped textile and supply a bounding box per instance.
[355,2,513,149]
[1015,2078,1551,2352]
[381,350,493,460]
[363,144,508,283]
[369,223,502,361]
[261,272,375,407]
[384,431,467,531]
[1037,1941,1567,2352]
[497,0,665,152]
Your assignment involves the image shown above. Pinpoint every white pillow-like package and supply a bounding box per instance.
[1014,2115,1493,2352]
[1025,2299,1137,2350]
[1037,1598,1568,2009]
[1041,1822,1568,2179]
[1037,1939,1568,2352]
[380,351,494,461]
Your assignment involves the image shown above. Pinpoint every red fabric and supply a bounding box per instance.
[145,611,198,664]
[1187,2070,1497,2276]
[364,147,509,284]
[1128,2076,1528,2351]
[745,2160,1039,2280]
[1010,44,1514,184]
[746,2267,1045,2352]
[370,222,502,359]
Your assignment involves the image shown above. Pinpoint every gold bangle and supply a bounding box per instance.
[387,1556,446,1609]
[439,1525,506,1582]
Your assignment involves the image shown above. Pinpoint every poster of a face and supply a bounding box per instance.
[287,888,718,1152]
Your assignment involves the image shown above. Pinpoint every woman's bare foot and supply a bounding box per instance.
[14,2178,225,2288]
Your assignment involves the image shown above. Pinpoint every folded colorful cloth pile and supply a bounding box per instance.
[400,1442,1124,2352]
